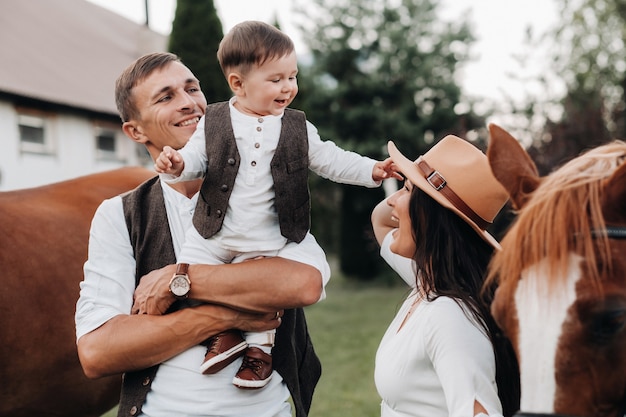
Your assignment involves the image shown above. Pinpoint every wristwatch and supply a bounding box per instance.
[169,263,191,299]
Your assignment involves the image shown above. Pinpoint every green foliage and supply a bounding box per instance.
[550,0,626,107]
[554,0,626,142]
[295,0,478,158]
[517,0,626,173]
[168,0,231,103]
[293,0,479,278]
[338,184,386,279]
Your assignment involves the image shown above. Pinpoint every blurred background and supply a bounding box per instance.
[3,0,622,280]
[1,1,623,414]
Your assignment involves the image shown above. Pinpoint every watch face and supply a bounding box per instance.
[170,275,190,297]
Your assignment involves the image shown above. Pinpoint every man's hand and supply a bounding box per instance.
[132,264,178,315]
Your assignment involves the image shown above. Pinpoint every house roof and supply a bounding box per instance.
[0,0,168,116]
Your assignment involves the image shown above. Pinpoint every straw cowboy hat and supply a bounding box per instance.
[388,136,508,249]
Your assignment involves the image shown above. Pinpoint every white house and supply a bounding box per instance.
[0,0,167,190]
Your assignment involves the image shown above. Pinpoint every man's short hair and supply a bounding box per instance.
[115,52,181,122]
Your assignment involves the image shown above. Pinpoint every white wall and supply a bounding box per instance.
[0,100,150,191]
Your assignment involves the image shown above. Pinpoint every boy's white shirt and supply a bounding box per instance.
[162,97,379,252]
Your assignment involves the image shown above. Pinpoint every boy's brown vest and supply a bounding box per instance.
[192,102,311,243]
[118,177,321,417]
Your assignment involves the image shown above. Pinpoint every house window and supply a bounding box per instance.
[18,114,54,154]
[96,129,116,151]
[95,126,123,161]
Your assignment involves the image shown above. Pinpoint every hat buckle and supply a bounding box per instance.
[426,169,446,191]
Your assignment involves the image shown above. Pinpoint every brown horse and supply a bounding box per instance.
[486,124,626,417]
[0,167,155,417]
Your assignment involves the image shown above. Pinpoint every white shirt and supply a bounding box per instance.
[166,98,379,252]
[375,232,503,417]
[75,180,331,417]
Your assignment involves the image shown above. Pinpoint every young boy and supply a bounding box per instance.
[156,20,400,389]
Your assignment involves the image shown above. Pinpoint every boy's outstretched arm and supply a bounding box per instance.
[372,157,403,182]
[155,145,185,176]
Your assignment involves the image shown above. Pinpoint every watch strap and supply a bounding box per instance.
[175,263,189,275]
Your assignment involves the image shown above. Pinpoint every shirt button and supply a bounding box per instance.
[251,161,257,167]
[258,118,264,123]
[256,126,262,132]
[255,142,260,148]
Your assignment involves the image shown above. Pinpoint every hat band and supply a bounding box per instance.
[415,158,490,230]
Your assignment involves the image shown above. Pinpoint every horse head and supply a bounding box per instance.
[486,124,626,417]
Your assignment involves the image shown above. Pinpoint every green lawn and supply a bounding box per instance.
[102,271,408,417]
[306,274,407,417]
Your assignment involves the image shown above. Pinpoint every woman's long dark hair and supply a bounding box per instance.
[408,187,520,416]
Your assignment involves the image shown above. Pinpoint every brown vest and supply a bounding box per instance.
[193,102,311,243]
[118,176,321,417]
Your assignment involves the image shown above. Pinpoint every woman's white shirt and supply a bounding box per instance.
[375,231,503,417]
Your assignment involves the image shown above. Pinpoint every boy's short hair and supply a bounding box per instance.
[217,21,295,77]
[115,52,181,122]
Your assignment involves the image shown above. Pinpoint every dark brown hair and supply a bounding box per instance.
[409,187,520,417]
[217,21,294,77]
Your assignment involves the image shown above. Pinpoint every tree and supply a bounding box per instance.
[293,0,479,278]
[551,0,626,136]
[521,0,626,173]
[168,0,231,102]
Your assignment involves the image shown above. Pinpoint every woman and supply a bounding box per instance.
[371,135,520,417]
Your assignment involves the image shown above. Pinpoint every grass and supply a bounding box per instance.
[101,268,408,417]
[306,273,407,417]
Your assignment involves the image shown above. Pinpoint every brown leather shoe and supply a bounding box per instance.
[232,347,273,389]
[199,330,247,375]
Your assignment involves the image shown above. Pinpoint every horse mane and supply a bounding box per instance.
[487,140,626,292]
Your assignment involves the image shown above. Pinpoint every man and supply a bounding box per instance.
[75,52,330,417]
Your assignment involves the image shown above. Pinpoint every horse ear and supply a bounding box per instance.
[487,123,541,210]
[601,159,626,224]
